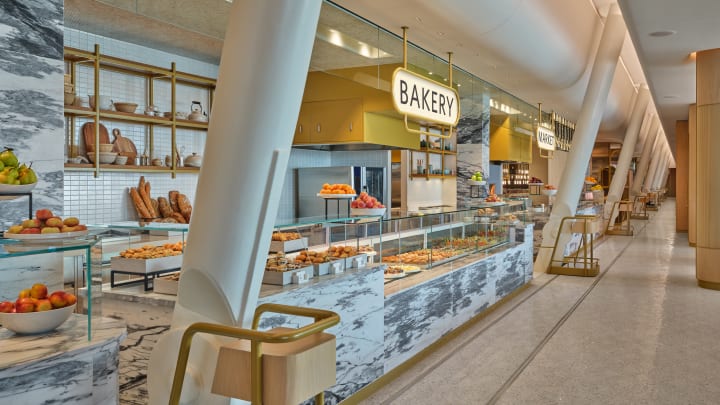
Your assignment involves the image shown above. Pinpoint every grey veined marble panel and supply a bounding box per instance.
[0,52,64,225]
[257,267,385,405]
[0,0,63,60]
[384,224,534,372]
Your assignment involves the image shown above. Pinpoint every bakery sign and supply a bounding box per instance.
[392,68,460,126]
[536,126,556,151]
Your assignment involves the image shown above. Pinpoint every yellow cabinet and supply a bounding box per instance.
[294,98,363,144]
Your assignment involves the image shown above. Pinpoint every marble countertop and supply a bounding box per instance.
[0,314,126,370]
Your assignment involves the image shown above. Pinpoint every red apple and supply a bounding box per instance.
[30,283,48,299]
[35,299,52,311]
[21,219,41,228]
[45,217,63,227]
[65,293,77,306]
[366,201,375,208]
[20,228,41,234]
[0,301,14,313]
[18,288,31,299]
[15,297,36,313]
[74,224,87,231]
[36,209,54,220]
[48,291,68,309]
[356,201,366,208]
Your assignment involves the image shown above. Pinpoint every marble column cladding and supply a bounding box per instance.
[384,224,533,372]
[256,268,385,405]
[0,253,63,301]
[457,95,491,207]
[0,0,65,226]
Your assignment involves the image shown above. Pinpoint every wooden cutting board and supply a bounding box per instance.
[81,122,111,152]
[112,128,138,165]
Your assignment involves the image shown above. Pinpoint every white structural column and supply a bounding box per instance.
[653,152,670,190]
[147,1,323,404]
[535,3,625,272]
[643,135,664,192]
[605,84,649,224]
[630,118,659,196]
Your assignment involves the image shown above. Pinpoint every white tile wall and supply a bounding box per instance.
[64,171,198,225]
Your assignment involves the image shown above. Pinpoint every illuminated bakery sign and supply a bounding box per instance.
[392,68,460,126]
[536,126,556,151]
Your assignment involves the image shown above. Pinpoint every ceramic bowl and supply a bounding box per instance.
[0,304,75,335]
[88,151,118,164]
[89,95,112,110]
[542,189,558,196]
[114,155,128,165]
[114,102,138,113]
[64,92,75,105]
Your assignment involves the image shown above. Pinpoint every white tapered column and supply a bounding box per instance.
[148,1,323,404]
[605,84,649,224]
[643,135,664,192]
[653,153,670,190]
[535,3,625,272]
[631,119,659,196]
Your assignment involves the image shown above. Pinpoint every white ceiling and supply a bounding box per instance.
[68,0,715,158]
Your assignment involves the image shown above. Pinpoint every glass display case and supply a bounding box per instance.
[0,237,102,340]
[371,203,530,277]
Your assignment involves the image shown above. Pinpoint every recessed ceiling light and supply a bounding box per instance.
[436,31,446,37]
[649,30,676,37]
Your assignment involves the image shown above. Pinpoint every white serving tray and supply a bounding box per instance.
[262,266,314,286]
[110,254,183,274]
[269,237,308,253]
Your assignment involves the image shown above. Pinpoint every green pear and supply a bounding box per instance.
[0,161,4,171]
[18,167,37,185]
[0,148,18,167]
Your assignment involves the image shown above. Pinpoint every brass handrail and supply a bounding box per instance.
[169,303,340,405]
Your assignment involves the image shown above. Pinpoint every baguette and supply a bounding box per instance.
[138,182,157,218]
[158,197,173,218]
[150,198,159,215]
[129,187,152,219]
[177,193,192,221]
[138,176,145,191]
[169,190,180,213]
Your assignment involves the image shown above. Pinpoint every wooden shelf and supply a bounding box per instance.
[63,107,210,129]
[64,163,200,173]
[409,174,456,180]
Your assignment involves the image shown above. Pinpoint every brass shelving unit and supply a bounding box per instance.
[409,129,457,180]
[63,45,215,178]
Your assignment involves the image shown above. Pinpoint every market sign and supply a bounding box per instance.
[536,126,556,151]
[392,68,460,127]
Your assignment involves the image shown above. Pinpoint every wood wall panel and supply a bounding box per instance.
[676,120,689,231]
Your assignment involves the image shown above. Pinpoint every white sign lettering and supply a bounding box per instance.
[536,126,556,151]
[392,68,460,126]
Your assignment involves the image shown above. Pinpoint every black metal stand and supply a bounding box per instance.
[110,268,179,291]
[0,192,33,218]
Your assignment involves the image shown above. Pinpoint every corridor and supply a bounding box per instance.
[360,199,720,404]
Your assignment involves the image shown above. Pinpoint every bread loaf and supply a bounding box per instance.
[129,187,151,219]
[177,194,192,221]
[170,212,187,224]
[169,190,180,213]
[138,181,157,218]
[158,197,173,218]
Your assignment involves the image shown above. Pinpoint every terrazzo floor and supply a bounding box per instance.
[359,199,720,405]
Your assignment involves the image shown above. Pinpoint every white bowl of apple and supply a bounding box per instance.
[0,284,77,335]
[350,192,386,216]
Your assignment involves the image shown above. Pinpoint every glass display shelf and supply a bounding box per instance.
[0,237,101,341]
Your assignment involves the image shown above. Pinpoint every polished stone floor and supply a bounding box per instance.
[360,199,720,405]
